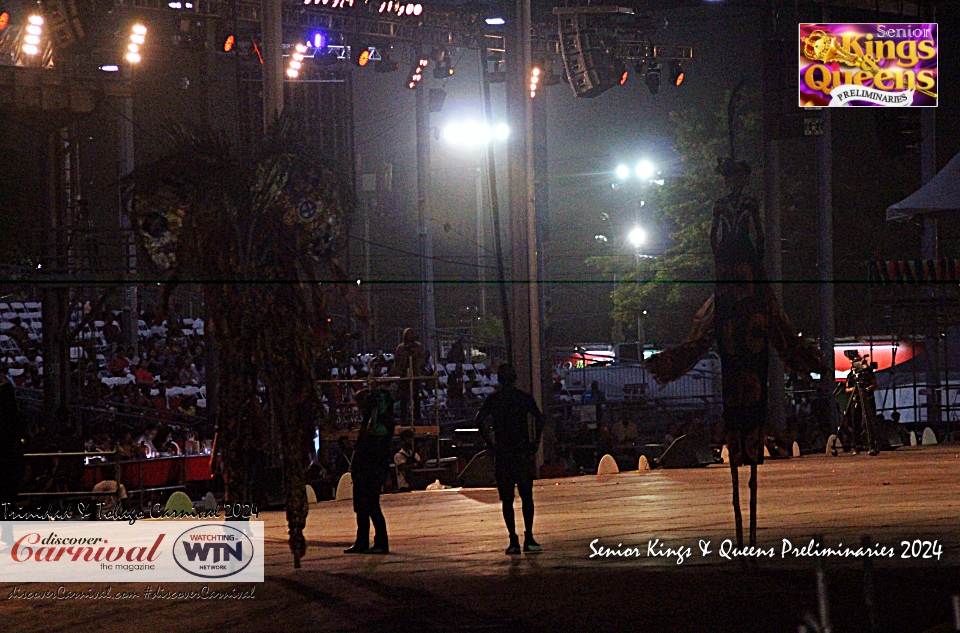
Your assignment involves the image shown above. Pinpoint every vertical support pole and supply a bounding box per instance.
[479,46,513,363]
[921,107,939,427]
[476,166,486,318]
[42,128,69,430]
[415,81,437,363]
[120,65,138,350]
[765,138,785,432]
[262,0,284,131]
[817,110,835,421]
[533,74,550,403]
[505,0,541,405]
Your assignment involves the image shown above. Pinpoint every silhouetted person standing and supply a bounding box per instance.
[0,379,26,510]
[345,386,395,554]
[475,363,545,555]
[393,328,428,424]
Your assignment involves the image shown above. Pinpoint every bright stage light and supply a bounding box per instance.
[635,160,655,180]
[100,64,120,72]
[627,226,647,248]
[0,12,9,31]
[23,15,43,55]
[615,165,630,180]
[529,66,540,98]
[286,43,306,79]
[312,32,325,49]
[485,17,504,25]
[443,122,509,145]
[126,24,147,64]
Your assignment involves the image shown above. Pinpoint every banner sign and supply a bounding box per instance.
[0,521,264,583]
[799,23,937,107]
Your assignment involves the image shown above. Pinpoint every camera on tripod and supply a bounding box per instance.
[844,350,877,389]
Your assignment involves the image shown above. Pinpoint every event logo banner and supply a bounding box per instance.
[0,521,263,582]
[799,23,937,107]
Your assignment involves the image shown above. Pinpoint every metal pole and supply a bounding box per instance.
[476,166,486,318]
[261,0,284,130]
[921,107,939,426]
[120,65,138,351]
[765,138,785,432]
[479,45,513,363]
[817,109,836,419]
[505,0,541,403]
[415,79,437,363]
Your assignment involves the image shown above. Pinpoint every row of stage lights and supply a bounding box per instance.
[298,0,423,15]
[0,11,147,66]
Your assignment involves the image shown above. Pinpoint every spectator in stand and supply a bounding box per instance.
[107,352,130,377]
[393,430,423,492]
[393,328,428,425]
[136,424,159,458]
[135,364,154,386]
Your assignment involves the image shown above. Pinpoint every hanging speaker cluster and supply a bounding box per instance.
[557,13,623,98]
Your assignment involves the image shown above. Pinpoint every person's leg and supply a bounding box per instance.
[518,462,540,551]
[497,462,520,554]
[345,474,371,553]
[369,473,389,553]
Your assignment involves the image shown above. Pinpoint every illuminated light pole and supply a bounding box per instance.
[121,23,147,349]
[441,121,510,319]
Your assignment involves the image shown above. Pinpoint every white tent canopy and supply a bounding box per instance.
[887,152,960,221]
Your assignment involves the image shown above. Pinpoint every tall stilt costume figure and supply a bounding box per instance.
[645,84,825,546]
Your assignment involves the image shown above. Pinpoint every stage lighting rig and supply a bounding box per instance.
[643,62,661,95]
[22,14,43,56]
[378,1,423,16]
[125,23,146,64]
[287,42,306,79]
[432,47,453,78]
[529,65,540,98]
[406,56,428,89]
[672,62,684,86]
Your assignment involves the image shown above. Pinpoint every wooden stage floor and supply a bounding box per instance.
[4,445,960,632]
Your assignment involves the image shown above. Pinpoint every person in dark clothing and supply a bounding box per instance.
[0,379,27,509]
[345,386,396,554]
[475,363,545,555]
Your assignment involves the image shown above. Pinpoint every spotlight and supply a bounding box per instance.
[619,70,628,85]
[356,47,371,67]
[223,34,234,52]
[286,42,306,79]
[312,32,325,49]
[0,12,8,31]
[529,66,541,98]
[643,63,661,95]
[126,23,147,64]
[636,160,655,180]
[23,15,43,55]
[615,165,629,180]
[485,17,505,25]
[407,59,427,88]
[673,62,685,86]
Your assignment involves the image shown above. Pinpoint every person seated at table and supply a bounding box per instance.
[136,424,159,458]
[155,427,181,456]
[117,431,139,460]
[393,430,423,492]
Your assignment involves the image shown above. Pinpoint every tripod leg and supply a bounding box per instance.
[730,460,743,547]
[749,463,758,546]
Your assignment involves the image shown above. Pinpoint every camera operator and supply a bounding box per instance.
[837,350,880,456]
